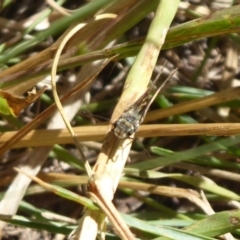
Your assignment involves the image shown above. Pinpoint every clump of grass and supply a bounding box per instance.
[1,1,240,240]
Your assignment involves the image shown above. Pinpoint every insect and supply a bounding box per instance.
[113,68,177,139]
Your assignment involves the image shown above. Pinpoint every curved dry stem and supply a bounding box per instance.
[51,21,93,177]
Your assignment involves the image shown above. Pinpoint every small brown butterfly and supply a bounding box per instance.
[113,68,177,139]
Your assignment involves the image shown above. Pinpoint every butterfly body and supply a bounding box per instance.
[114,108,142,138]
[113,84,154,139]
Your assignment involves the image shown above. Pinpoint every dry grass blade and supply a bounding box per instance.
[145,86,240,122]
[119,181,214,214]
[89,192,135,240]
[173,162,240,182]
[74,1,179,239]
[3,123,240,148]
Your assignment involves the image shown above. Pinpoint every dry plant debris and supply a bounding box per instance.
[1,1,240,240]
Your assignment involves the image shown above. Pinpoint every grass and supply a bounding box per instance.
[1,1,240,240]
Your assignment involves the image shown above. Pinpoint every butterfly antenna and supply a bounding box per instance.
[151,61,167,86]
[142,68,178,119]
[80,111,109,122]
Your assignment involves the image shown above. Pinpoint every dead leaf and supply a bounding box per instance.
[0,86,47,116]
